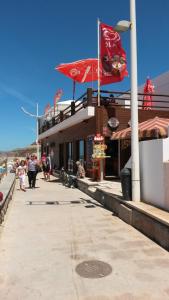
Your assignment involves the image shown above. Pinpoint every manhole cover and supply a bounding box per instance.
[75,260,112,278]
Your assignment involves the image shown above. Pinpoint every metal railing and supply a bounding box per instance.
[39,92,88,134]
[39,88,169,134]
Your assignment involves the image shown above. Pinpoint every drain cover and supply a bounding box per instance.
[75,260,112,278]
[28,201,59,205]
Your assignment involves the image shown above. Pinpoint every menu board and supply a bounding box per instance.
[92,144,107,158]
[86,135,94,169]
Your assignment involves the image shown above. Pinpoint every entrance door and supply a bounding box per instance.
[105,140,118,177]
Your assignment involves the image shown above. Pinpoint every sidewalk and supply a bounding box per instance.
[1,175,169,299]
[77,177,169,250]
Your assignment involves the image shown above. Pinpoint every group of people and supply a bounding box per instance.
[14,153,85,192]
[14,152,52,192]
[15,154,39,192]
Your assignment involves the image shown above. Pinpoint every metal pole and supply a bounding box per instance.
[36,103,39,160]
[130,0,140,201]
[21,104,44,161]
[100,159,104,181]
[97,18,101,107]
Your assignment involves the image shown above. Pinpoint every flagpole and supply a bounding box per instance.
[97,18,104,181]
[36,103,40,160]
[73,80,76,100]
[97,18,101,107]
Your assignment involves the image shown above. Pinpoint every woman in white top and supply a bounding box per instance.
[27,154,38,188]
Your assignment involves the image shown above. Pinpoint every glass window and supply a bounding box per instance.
[79,140,85,166]
[79,140,84,159]
[68,142,73,172]
[68,142,73,159]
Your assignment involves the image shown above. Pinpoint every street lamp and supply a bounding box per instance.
[21,103,44,160]
[114,0,140,202]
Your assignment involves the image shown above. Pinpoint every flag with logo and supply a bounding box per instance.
[44,103,51,119]
[54,89,63,114]
[100,22,128,85]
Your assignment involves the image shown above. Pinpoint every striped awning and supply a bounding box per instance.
[111,117,169,140]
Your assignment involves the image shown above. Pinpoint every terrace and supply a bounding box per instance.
[38,88,169,140]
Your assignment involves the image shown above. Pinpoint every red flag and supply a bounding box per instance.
[54,89,63,113]
[44,103,50,115]
[100,23,128,85]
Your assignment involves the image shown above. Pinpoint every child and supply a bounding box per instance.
[17,160,27,192]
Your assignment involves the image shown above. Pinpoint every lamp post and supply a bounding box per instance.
[114,0,140,202]
[21,103,44,160]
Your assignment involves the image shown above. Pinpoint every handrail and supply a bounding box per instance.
[94,89,169,98]
[75,91,87,102]
[39,88,169,134]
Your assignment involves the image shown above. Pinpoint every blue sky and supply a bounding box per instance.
[0,0,169,150]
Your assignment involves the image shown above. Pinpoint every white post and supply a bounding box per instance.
[100,159,104,181]
[21,104,44,161]
[36,103,40,160]
[97,18,101,107]
[130,0,140,201]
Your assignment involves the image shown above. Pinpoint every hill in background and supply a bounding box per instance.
[0,143,37,158]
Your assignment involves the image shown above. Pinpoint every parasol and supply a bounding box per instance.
[142,78,154,110]
[55,59,98,83]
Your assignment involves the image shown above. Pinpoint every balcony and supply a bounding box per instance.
[39,87,169,140]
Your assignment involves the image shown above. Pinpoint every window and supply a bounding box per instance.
[67,142,73,173]
[59,144,64,169]
[79,140,85,165]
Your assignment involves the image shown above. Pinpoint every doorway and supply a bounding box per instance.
[105,140,119,178]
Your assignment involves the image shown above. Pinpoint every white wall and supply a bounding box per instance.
[163,162,169,210]
[140,137,169,210]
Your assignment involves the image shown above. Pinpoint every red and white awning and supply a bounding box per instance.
[111,117,169,140]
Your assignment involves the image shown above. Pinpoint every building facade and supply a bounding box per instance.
[39,83,169,180]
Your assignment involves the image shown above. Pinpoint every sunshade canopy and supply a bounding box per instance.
[111,117,169,140]
[55,59,98,83]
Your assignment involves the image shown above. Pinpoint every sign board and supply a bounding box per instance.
[94,133,104,142]
[92,144,107,159]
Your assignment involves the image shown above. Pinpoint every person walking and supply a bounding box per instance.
[27,154,38,188]
[16,160,27,192]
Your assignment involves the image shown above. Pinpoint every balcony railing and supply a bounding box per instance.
[39,88,169,134]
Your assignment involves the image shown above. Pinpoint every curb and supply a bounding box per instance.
[0,174,16,224]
